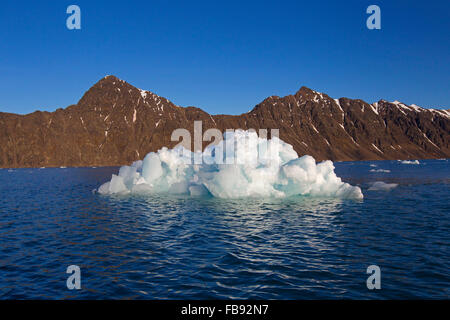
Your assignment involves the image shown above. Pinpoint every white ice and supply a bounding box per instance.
[98,130,363,199]
[368,181,398,191]
[400,160,420,165]
[370,169,390,173]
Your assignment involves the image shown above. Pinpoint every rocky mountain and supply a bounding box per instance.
[0,75,449,168]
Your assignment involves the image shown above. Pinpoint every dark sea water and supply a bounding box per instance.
[0,159,448,299]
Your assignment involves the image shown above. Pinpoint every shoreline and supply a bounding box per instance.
[1,157,447,170]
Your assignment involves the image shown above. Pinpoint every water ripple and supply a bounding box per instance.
[0,161,449,299]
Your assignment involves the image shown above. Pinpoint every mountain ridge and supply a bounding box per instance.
[0,75,448,168]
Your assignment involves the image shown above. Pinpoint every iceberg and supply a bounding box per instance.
[98,130,363,199]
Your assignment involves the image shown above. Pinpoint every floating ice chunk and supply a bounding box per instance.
[118,165,139,189]
[142,153,164,184]
[98,174,129,194]
[97,130,363,199]
[370,169,390,173]
[400,160,420,165]
[368,181,398,191]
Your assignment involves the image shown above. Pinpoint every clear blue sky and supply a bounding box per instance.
[0,0,449,115]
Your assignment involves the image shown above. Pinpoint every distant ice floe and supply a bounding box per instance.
[400,160,420,165]
[98,130,363,199]
[370,169,390,173]
[368,181,398,191]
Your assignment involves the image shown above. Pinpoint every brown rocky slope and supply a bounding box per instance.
[0,75,449,168]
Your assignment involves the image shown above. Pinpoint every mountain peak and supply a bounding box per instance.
[95,75,126,86]
[76,75,138,107]
[103,74,122,81]
[296,86,314,95]
[294,86,331,103]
